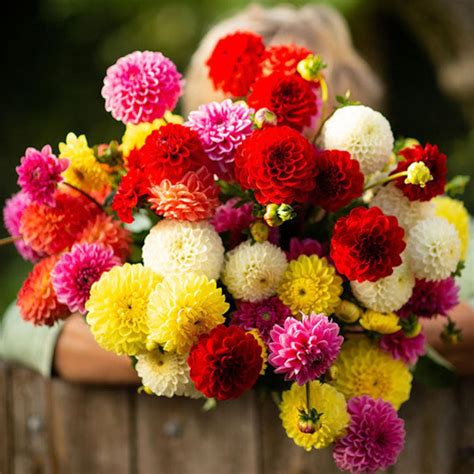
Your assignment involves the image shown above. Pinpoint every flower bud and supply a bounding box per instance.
[399,314,421,338]
[404,162,433,188]
[250,221,270,243]
[254,108,277,128]
[334,300,362,323]
[264,204,283,227]
[441,319,462,345]
[297,407,322,434]
[277,204,296,222]
[297,54,327,82]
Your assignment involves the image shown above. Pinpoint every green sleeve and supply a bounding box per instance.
[0,302,64,377]
[458,220,474,307]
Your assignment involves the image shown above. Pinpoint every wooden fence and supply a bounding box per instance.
[0,362,473,474]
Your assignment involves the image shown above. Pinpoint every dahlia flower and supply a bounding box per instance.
[407,217,461,281]
[359,310,401,334]
[279,381,349,451]
[269,313,343,384]
[16,145,68,206]
[222,240,288,302]
[259,44,312,78]
[85,263,162,355]
[320,105,394,175]
[147,273,229,355]
[330,337,412,410]
[278,255,342,316]
[102,51,183,124]
[248,329,268,374]
[52,243,120,314]
[286,237,326,261]
[142,219,224,280]
[333,396,405,473]
[380,330,426,365]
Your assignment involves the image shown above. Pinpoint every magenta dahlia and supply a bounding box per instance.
[102,51,183,124]
[286,237,326,261]
[231,297,292,344]
[16,145,68,206]
[269,313,343,385]
[379,330,426,365]
[333,396,405,473]
[51,243,120,314]
[398,278,459,319]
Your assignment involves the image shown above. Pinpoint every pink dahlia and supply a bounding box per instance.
[380,330,426,365]
[269,313,343,385]
[398,278,459,319]
[286,237,326,261]
[333,396,405,473]
[16,145,68,206]
[51,243,120,314]
[2,192,44,262]
[186,99,254,178]
[102,51,183,124]
[231,297,292,344]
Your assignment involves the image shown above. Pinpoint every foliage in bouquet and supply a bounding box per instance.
[3,30,471,474]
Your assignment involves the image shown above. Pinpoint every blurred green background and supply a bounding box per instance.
[1,0,473,314]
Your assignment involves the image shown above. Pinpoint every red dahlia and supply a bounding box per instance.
[248,72,318,132]
[206,31,265,97]
[188,325,263,400]
[311,150,364,212]
[234,125,317,205]
[392,143,447,201]
[330,206,406,282]
[259,44,312,78]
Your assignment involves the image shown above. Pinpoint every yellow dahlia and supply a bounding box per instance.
[85,263,161,355]
[330,337,412,410]
[278,255,343,316]
[434,196,470,260]
[248,329,268,374]
[59,133,111,193]
[147,272,229,355]
[359,310,401,334]
[279,381,349,451]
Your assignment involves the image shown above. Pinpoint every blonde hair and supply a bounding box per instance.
[183,3,383,115]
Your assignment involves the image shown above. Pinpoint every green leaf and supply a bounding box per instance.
[452,260,465,277]
[413,346,456,388]
[335,90,360,108]
[445,175,470,197]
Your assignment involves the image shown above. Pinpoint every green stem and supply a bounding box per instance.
[63,182,103,210]
[0,235,21,247]
[363,171,408,192]
[306,382,311,411]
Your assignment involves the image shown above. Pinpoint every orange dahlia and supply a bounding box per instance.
[148,167,219,221]
[17,256,69,326]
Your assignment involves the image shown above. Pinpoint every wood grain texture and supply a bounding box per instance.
[0,362,11,474]
[455,377,474,474]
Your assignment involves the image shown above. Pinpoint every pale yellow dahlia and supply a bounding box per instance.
[85,263,161,355]
[278,255,342,316]
[330,337,412,410]
[279,381,349,451]
[147,272,229,355]
[359,310,401,334]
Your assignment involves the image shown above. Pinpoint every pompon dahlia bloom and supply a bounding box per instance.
[259,44,312,78]
[279,381,349,451]
[222,240,288,302]
[142,219,224,280]
[186,99,254,178]
[407,217,461,281]
[86,263,162,355]
[206,31,265,97]
[269,313,343,384]
[188,325,263,400]
[17,256,68,326]
[398,277,459,319]
[370,182,435,230]
[102,50,183,124]
[51,243,120,314]
[359,310,401,334]
[20,191,99,256]
[330,206,406,283]
[3,192,43,262]
[147,273,229,355]
[234,125,317,205]
[148,167,219,221]
[320,105,394,175]
[231,296,292,344]
[311,149,364,212]
[392,144,447,201]
[278,255,343,316]
[16,145,68,206]
[330,338,412,410]
[136,350,200,398]
[211,198,254,243]
[333,396,405,473]
[248,73,319,132]
[286,237,326,261]
[380,331,426,365]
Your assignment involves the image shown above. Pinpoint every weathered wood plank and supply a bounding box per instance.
[10,366,54,474]
[454,377,474,474]
[49,379,133,474]
[0,362,11,474]
[135,391,260,474]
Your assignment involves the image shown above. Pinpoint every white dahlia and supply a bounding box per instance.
[351,259,415,313]
[370,183,435,230]
[407,217,461,281]
[136,350,201,398]
[222,240,288,302]
[142,219,224,280]
[320,105,394,175]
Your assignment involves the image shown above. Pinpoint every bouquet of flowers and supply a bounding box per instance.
[3,31,470,473]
